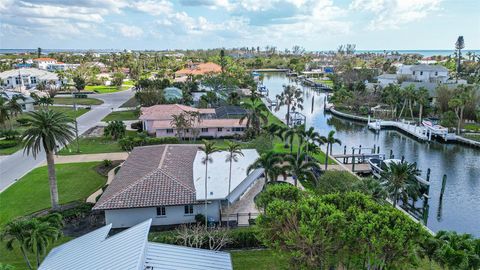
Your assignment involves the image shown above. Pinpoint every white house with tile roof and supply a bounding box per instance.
[93,144,262,228]
[40,219,233,270]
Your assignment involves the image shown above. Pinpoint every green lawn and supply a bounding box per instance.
[464,123,480,132]
[120,96,140,108]
[231,250,287,270]
[0,162,106,225]
[0,236,72,270]
[53,97,104,106]
[464,134,480,142]
[85,85,130,94]
[102,110,138,121]
[58,137,124,155]
[48,106,89,119]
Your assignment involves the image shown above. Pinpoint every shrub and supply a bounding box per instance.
[195,214,205,225]
[248,134,273,154]
[119,135,179,151]
[0,140,18,149]
[102,159,112,167]
[225,227,262,249]
[104,120,126,140]
[255,183,302,210]
[0,129,20,140]
[16,118,30,126]
[315,171,360,195]
[74,93,88,99]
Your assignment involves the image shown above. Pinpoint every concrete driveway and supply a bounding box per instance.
[0,89,134,192]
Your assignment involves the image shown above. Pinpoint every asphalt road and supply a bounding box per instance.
[0,89,134,192]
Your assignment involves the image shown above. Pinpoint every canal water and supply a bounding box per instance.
[261,72,480,236]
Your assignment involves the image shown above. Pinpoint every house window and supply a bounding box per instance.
[184,205,194,215]
[185,129,190,132]
[435,72,438,76]
[420,71,423,76]
[166,129,174,134]
[217,127,223,132]
[201,128,208,132]
[30,77,37,84]
[156,206,166,216]
[412,71,415,75]
[233,127,245,132]
[15,77,21,85]
[21,104,26,110]
[6,80,9,85]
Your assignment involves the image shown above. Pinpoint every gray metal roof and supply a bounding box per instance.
[0,68,59,81]
[409,64,448,72]
[40,219,233,270]
[145,243,232,270]
[40,219,150,270]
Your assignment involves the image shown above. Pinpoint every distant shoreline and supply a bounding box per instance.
[1,48,479,57]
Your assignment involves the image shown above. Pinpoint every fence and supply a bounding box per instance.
[220,212,260,227]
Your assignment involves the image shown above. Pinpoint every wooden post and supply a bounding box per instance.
[401,155,405,162]
[440,174,447,199]
[351,147,356,172]
[372,144,376,154]
[359,145,362,154]
[343,145,347,163]
[389,149,393,159]
[377,146,380,154]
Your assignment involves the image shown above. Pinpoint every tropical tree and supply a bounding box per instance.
[104,120,126,140]
[0,219,34,269]
[22,110,76,209]
[73,75,86,90]
[301,126,324,157]
[382,84,401,118]
[417,86,430,123]
[323,130,341,170]
[227,91,241,105]
[380,161,421,207]
[284,152,320,187]
[283,125,299,154]
[0,96,10,128]
[198,140,220,226]
[8,94,25,118]
[25,219,62,267]
[170,113,189,141]
[455,36,465,80]
[247,151,285,183]
[225,141,243,218]
[434,231,480,270]
[275,84,303,126]
[240,99,268,136]
[449,85,474,134]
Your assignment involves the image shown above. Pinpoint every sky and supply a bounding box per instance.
[0,0,479,51]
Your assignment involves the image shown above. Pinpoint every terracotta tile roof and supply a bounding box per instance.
[93,145,199,210]
[33,58,57,61]
[175,62,222,76]
[139,104,215,121]
[152,118,246,129]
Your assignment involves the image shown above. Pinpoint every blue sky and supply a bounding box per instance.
[0,0,479,50]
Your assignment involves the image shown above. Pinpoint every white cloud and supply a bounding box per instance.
[117,24,144,38]
[350,0,442,30]
[131,0,173,16]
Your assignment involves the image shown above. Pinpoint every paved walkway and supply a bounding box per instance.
[40,152,129,166]
[0,89,134,192]
[86,165,119,203]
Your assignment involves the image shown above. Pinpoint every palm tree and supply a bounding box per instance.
[198,140,219,227]
[225,141,243,201]
[455,36,465,80]
[25,219,62,267]
[240,99,268,136]
[275,85,303,126]
[247,151,285,183]
[417,86,430,123]
[170,113,188,141]
[323,130,341,170]
[380,161,421,207]
[22,110,76,210]
[283,126,298,153]
[0,219,34,270]
[104,120,126,140]
[284,152,320,187]
[8,94,25,118]
[0,96,10,129]
[301,126,324,157]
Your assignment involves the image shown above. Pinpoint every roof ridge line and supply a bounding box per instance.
[158,144,169,168]
[156,167,196,193]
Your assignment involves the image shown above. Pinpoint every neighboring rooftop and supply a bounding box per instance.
[33,57,57,62]
[0,68,59,81]
[409,64,448,72]
[139,104,215,121]
[193,149,260,201]
[40,219,232,270]
[93,145,199,210]
[215,106,248,119]
[175,62,222,76]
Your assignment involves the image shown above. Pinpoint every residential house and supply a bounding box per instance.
[377,64,450,86]
[0,68,63,90]
[46,62,80,71]
[174,62,222,82]
[33,57,57,70]
[39,219,233,270]
[1,91,35,111]
[140,104,247,138]
[93,145,263,228]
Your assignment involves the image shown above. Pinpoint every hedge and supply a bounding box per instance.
[0,140,19,149]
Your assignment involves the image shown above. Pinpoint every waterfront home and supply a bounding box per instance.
[377,64,449,86]
[0,68,63,90]
[39,219,233,270]
[46,62,80,71]
[93,145,262,228]
[140,104,247,138]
